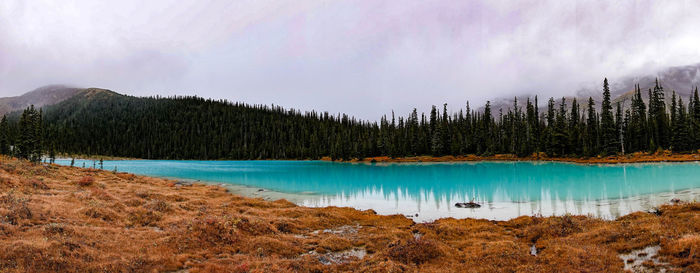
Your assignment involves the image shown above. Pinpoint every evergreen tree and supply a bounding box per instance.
[441,104,451,154]
[544,98,556,155]
[481,101,494,155]
[615,101,624,154]
[17,106,43,162]
[692,87,700,150]
[649,79,670,150]
[552,98,569,156]
[672,96,691,152]
[569,98,582,155]
[600,78,617,155]
[585,97,599,156]
[629,85,647,152]
[0,115,8,155]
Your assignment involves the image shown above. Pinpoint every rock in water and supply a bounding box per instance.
[455,202,481,208]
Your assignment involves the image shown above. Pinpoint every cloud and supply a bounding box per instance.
[1,0,700,120]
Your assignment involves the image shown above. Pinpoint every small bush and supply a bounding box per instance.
[83,207,117,222]
[127,208,161,227]
[89,188,113,201]
[77,176,94,187]
[43,223,73,237]
[316,235,353,253]
[0,193,32,225]
[145,200,171,212]
[387,238,442,265]
[116,173,136,180]
[24,178,49,190]
[235,216,277,235]
[188,217,240,245]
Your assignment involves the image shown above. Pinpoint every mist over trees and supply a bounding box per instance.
[0,78,699,161]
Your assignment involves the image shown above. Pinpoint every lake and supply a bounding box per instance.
[55,159,700,221]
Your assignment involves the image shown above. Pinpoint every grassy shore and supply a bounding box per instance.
[333,151,700,164]
[0,156,697,272]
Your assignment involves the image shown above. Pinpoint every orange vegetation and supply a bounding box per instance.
[0,156,697,272]
[340,150,700,164]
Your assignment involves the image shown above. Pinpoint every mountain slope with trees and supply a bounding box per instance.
[1,78,699,161]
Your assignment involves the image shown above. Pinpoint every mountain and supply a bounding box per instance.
[578,63,700,107]
[0,85,82,116]
[487,63,700,113]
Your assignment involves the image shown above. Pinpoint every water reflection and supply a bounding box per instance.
[55,160,700,221]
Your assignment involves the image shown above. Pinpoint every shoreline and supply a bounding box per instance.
[57,151,700,165]
[328,152,700,164]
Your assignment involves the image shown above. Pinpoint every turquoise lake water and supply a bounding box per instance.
[55,160,700,221]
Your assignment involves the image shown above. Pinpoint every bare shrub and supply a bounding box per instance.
[77,176,94,187]
[0,193,32,225]
[387,238,442,265]
[24,178,49,190]
[187,217,240,245]
[127,208,161,227]
[145,199,171,212]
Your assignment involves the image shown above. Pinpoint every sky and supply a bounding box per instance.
[1,0,700,120]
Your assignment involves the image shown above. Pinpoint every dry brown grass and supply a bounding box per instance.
[76,175,95,187]
[0,156,697,272]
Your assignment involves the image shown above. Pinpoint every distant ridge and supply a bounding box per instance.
[487,62,700,113]
[0,85,82,116]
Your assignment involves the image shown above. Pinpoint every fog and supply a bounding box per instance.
[2,0,700,120]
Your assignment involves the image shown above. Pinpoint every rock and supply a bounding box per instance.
[173,180,193,187]
[670,198,681,204]
[257,189,265,192]
[455,202,481,208]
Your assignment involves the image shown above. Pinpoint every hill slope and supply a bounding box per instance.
[40,89,375,160]
[0,85,82,116]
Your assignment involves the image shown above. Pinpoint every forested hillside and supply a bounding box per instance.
[1,78,699,161]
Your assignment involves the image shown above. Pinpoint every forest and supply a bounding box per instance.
[0,78,699,161]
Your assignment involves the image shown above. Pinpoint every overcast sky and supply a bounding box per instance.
[2,0,700,120]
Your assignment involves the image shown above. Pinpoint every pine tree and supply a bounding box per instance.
[544,98,556,156]
[692,87,700,151]
[17,106,43,162]
[481,101,494,155]
[569,98,582,155]
[552,98,569,156]
[585,97,599,156]
[600,78,617,155]
[649,79,670,150]
[615,101,624,154]
[441,103,451,155]
[672,96,691,152]
[629,85,647,152]
[671,92,678,150]
[0,115,8,155]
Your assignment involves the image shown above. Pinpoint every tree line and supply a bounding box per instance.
[0,106,45,162]
[1,78,699,161]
